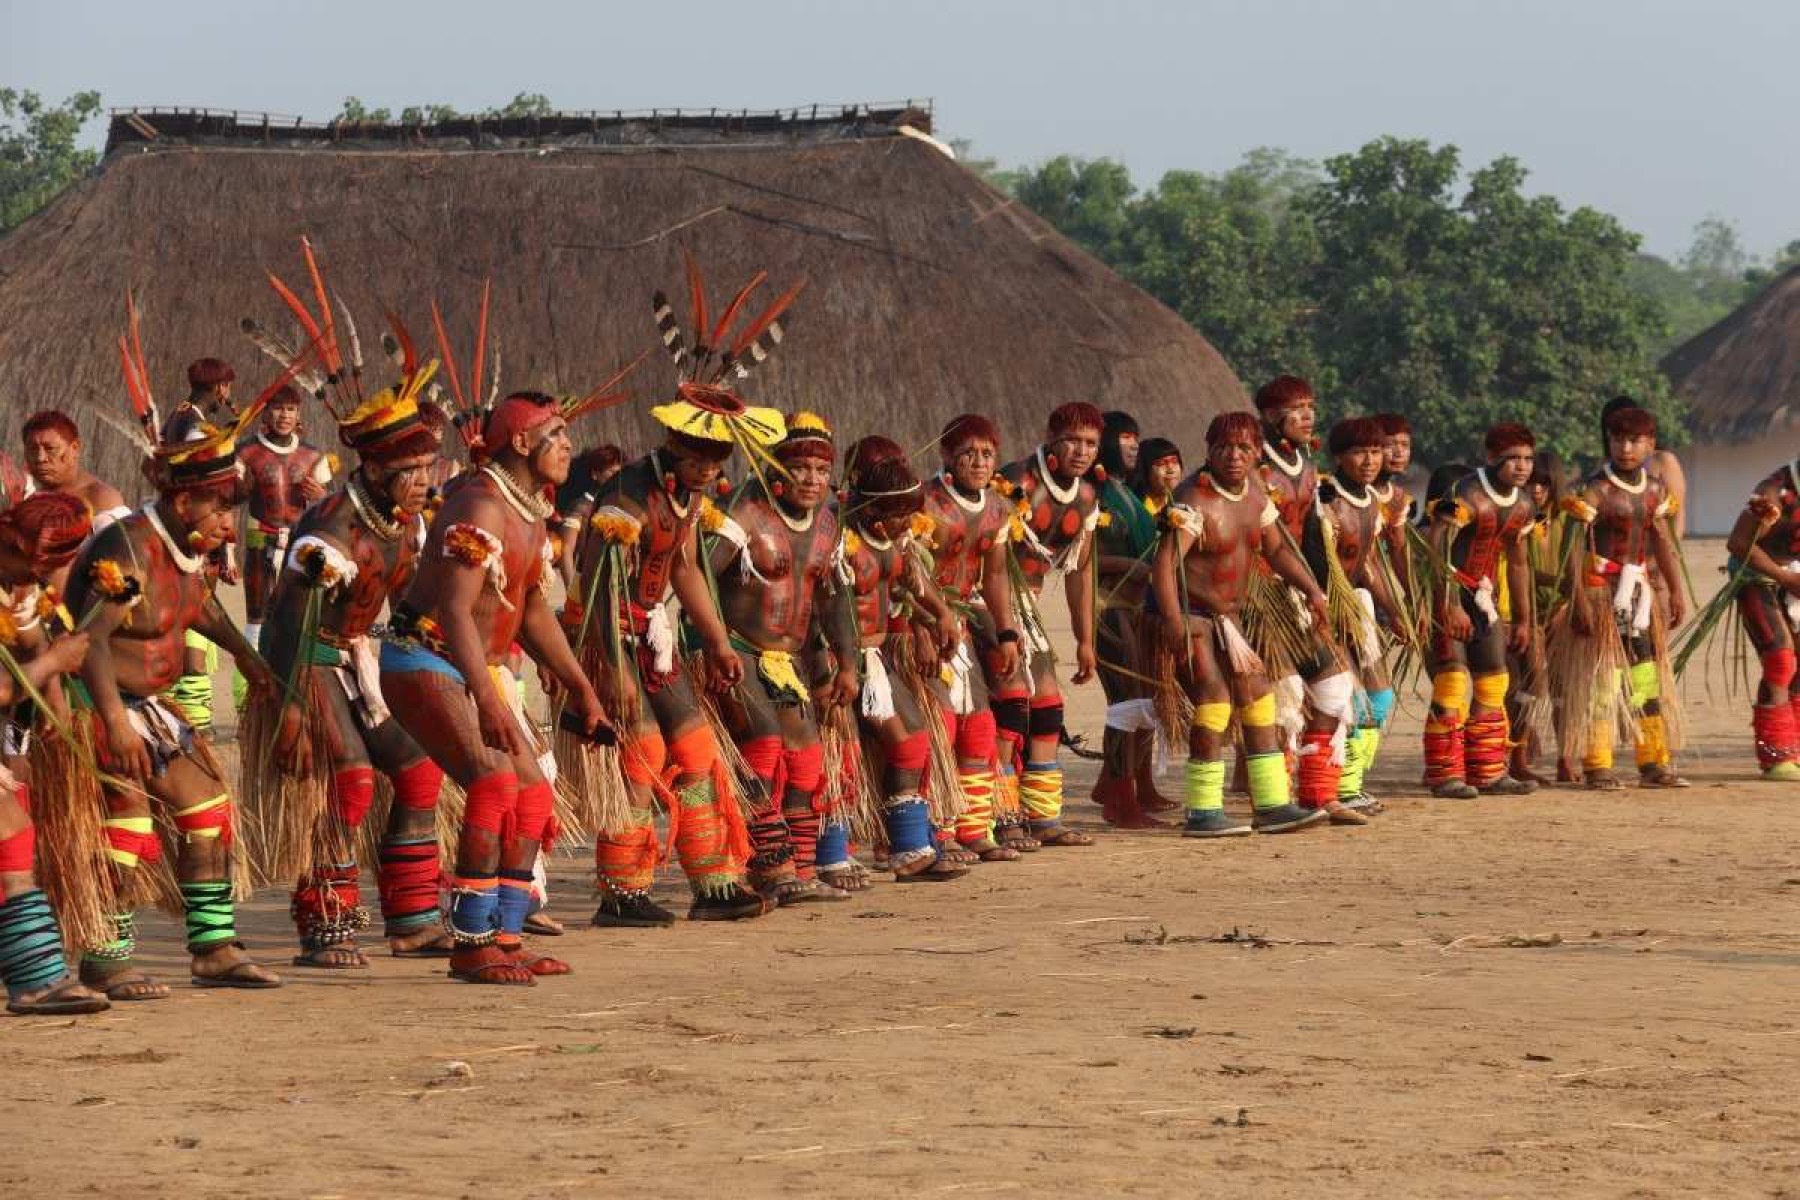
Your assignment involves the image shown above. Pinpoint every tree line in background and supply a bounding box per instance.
[3,88,1796,464]
[977,142,1799,464]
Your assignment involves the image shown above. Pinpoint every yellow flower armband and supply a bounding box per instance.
[1560,496,1598,524]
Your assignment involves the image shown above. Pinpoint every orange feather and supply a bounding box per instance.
[300,236,341,373]
[709,271,767,347]
[429,299,468,415]
[729,279,807,355]
[684,251,710,351]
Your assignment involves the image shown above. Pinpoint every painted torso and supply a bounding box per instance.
[919,475,1008,601]
[715,489,841,651]
[240,435,328,531]
[1447,470,1536,585]
[998,451,1099,595]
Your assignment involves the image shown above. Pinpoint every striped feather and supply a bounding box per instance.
[651,291,691,373]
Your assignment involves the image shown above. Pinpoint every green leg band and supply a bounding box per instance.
[180,881,237,949]
[1337,728,1370,799]
[1628,660,1659,708]
[1246,751,1291,811]
[1183,759,1225,813]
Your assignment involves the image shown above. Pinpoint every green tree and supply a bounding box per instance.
[1009,155,1137,265]
[0,88,103,234]
[334,96,393,123]
[487,93,553,119]
[1304,138,1675,464]
[1122,149,1324,386]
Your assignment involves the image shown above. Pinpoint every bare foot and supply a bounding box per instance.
[292,943,368,969]
[389,926,455,957]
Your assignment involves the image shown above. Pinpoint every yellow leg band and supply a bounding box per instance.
[1431,669,1471,720]
[1471,672,1509,711]
[1238,693,1277,729]
[1192,702,1233,733]
[107,848,141,868]
[1635,714,1668,768]
[104,817,155,834]
[1583,723,1615,772]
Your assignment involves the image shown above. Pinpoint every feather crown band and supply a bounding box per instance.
[120,290,314,488]
[647,251,802,451]
[245,236,439,459]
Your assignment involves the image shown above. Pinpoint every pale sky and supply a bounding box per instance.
[4,0,1792,260]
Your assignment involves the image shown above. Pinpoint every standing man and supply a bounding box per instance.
[1255,376,1360,821]
[1556,406,1687,788]
[989,403,1105,847]
[255,363,453,966]
[236,386,333,653]
[917,415,1024,859]
[1152,412,1331,837]
[381,389,610,985]
[1421,425,1540,798]
[709,413,860,904]
[65,389,287,996]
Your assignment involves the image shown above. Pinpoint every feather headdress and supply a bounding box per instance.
[648,251,801,456]
[122,291,317,491]
[248,237,438,461]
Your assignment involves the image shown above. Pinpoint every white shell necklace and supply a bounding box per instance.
[144,504,205,575]
[484,463,552,523]
[1035,445,1080,505]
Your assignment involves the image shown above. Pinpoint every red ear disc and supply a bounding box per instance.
[1046,453,1060,474]
[1093,464,1107,483]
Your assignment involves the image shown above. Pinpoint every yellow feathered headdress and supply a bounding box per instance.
[647,251,803,459]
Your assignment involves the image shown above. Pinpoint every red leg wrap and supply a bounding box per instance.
[512,780,555,846]
[1422,721,1466,787]
[1752,703,1800,769]
[390,758,444,811]
[331,766,377,829]
[954,709,998,764]
[1464,709,1510,787]
[1295,729,1341,809]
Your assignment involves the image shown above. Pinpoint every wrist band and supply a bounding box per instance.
[997,629,1021,645]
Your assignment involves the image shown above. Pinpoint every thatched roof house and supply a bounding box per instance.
[1662,264,1800,533]
[0,105,1245,488]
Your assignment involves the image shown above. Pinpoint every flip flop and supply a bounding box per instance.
[191,962,282,989]
[6,978,110,1016]
[523,912,566,936]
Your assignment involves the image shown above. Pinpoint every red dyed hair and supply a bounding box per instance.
[266,384,304,410]
[1328,417,1387,456]
[186,358,235,389]
[939,413,999,457]
[1206,411,1261,448]
[846,436,923,522]
[1603,406,1658,439]
[0,492,91,577]
[1484,423,1536,458]
[21,410,80,444]
[1047,402,1104,439]
[1254,375,1315,412]
[1373,412,1411,437]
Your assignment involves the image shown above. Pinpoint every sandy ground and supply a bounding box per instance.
[5,538,1799,1199]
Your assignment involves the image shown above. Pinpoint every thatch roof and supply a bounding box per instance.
[0,105,1245,488]
[1662,263,1800,442]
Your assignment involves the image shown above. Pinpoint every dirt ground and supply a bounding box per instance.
[5,538,1799,1198]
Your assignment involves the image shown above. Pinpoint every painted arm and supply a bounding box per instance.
[1262,521,1330,629]
[812,568,861,708]
[1648,513,1686,628]
[1064,525,1098,684]
[980,538,1019,677]
[669,524,743,689]
[1504,535,1533,653]
[517,581,607,732]
[1151,520,1192,652]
